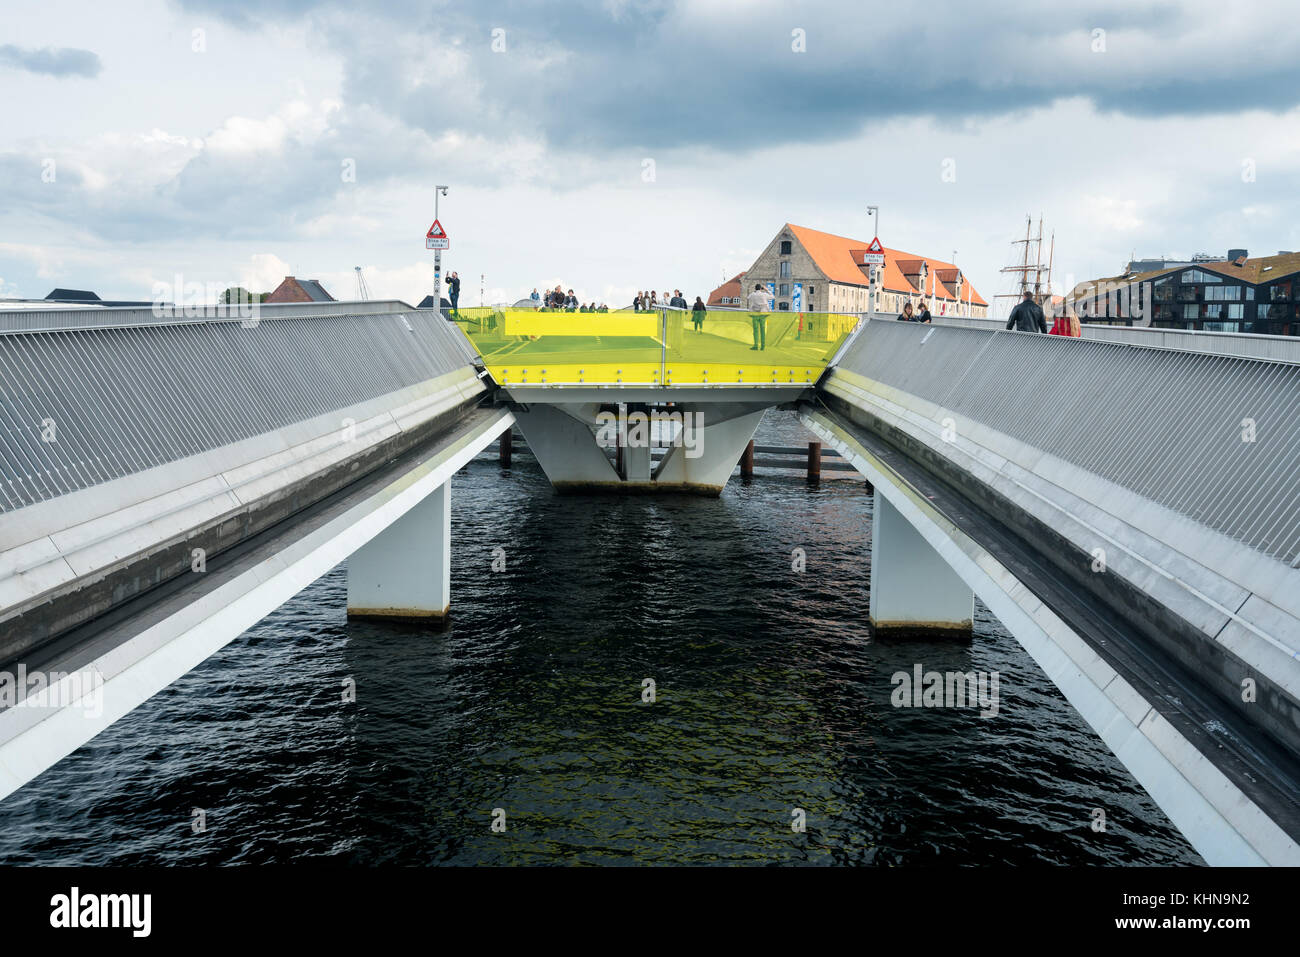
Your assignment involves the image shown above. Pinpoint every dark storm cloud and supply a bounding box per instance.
[0,44,102,78]
[172,0,1300,152]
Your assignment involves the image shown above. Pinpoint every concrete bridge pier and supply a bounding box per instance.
[346,480,451,622]
[869,488,973,638]
[511,399,772,494]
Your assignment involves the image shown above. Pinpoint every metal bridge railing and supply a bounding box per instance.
[928,314,1300,363]
[0,306,478,514]
[0,298,418,335]
[834,320,1300,565]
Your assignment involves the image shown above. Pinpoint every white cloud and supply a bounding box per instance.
[3,2,1300,316]
[238,253,295,293]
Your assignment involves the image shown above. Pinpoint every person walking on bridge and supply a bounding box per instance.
[691,295,706,332]
[898,302,914,322]
[1006,290,1047,332]
[747,283,771,350]
[1049,304,1082,337]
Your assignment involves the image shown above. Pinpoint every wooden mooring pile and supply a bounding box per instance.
[495,431,861,481]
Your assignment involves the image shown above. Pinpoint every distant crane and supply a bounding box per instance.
[354,266,370,301]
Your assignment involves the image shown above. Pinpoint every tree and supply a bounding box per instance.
[219,286,266,304]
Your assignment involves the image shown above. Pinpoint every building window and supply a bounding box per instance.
[1183,269,1222,283]
[1203,321,1240,332]
[778,301,790,311]
[1246,287,1255,300]
[780,240,792,255]
[779,261,791,278]
[808,285,815,296]
[1204,286,1241,301]
[1183,304,1200,319]
[779,283,790,296]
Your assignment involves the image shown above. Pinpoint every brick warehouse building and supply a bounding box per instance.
[265,276,335,304]
[1067,250,1300,336]
[724,223,987,317]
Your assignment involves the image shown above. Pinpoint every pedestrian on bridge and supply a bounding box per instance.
[448,272,461,315]
[1049,305,1082,337]
[747,283,770,350]
[917,303,932,323]
[1006,290,1048,333]
[692,296,706,331]
[898,302,915,321]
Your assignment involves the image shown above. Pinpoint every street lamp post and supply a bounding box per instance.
[434,185,448,315]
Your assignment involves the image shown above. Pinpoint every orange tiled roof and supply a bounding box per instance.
[707,272,744,306]
[787,224,987,306]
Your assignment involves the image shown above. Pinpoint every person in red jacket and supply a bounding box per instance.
[1049,304,1082,337]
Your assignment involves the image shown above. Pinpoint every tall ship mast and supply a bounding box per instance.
[996,214,1054,312]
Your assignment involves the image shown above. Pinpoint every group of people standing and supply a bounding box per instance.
[636,289,711,332]
[529,286,607,312]
[896,301,933,323]
[633,289,690,311]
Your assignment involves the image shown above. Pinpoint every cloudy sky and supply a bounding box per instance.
[3,0,1299,314]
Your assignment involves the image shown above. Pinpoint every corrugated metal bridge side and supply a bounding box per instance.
[0,302,488,664]
[0,304,477,514]
[839,320,1300,564]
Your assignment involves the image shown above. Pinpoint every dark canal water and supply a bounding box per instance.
[0,412,1200,865]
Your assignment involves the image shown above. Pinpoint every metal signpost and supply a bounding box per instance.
[865,205,882,313]
[427,185,449,314]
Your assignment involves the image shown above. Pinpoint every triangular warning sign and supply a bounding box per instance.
[866,237,884,253]
[427,219,447,239]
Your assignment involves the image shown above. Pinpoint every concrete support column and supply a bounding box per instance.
[652,408,766,492]
[869,488,973,638]
[347,480,451,622]
[513,404,622,489]
[624,440,652,482]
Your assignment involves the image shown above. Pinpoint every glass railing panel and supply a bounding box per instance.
[454,306,857,387]
[661,308,856,386]
[460,309,664,385]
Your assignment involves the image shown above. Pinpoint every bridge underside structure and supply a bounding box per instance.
[0,301,511,801]
[803,319,1300,866]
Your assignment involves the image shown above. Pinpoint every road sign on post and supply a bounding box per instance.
[425,220,450,250]
[862,237,885,314]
